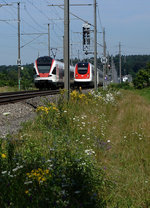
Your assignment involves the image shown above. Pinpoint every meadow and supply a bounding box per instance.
[0,87,150,207]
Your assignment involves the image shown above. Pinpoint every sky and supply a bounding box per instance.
[0,0,150,65]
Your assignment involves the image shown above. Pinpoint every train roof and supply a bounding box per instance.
[37,56,53,64]
[76,62,89,67]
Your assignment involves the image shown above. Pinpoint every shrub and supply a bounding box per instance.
[133,69,150,89]
[0,138,110,208]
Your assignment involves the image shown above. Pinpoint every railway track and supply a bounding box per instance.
[0,90,60,105]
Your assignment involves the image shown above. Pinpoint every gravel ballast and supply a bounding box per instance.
[0,95,59,138]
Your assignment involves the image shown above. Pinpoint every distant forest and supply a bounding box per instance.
[0,55,150,88]
[0,64,33,89]
[113,55,150,77]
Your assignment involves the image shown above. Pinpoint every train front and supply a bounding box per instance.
[34,56,53,89]
[74,63,93,87]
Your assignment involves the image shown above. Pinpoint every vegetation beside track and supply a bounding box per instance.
[0,88,150,207]
[135,87,150,103]
[0,86,18,93]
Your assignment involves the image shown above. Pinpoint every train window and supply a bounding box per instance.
[52,67,56,75]
[37,56,53,73]
[78,68,88,74]
[77,63,88,74]
[37,66,51,73]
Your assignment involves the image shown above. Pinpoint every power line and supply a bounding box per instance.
[97,7,103,30]
[21,34,42,48]
[23,5,46,30]
[49,4,94,27]
[48,4,92,6]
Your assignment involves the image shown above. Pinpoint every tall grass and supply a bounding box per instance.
[0,88,150,207]
[135,87,150,103]
[101,90,150,207]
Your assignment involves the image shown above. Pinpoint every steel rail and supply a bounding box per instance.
[0,90,60,105]
[0,90,40,96]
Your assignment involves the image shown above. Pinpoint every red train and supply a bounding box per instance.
[74,62,103,88]
[33,57,103,89]
[34,56,74,89]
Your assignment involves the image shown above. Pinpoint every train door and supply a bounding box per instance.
[56,64,59,81]
[91,65,94,81]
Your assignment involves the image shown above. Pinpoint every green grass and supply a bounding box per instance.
[0,88,150,207]
[0,86,36,93]
[135,87,150,102]
[0,86,18,93]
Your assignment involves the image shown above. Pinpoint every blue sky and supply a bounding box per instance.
[0,0,150,65]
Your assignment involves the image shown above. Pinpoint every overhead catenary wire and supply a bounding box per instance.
[0,0,106,64]
[97,6,103,30]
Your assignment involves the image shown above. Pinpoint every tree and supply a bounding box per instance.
[133,68,150,89]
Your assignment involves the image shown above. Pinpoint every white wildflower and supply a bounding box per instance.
[2,171,7,175]
[85,149,95,155]
[81,162,86,166]
[74,191,81,194]
[105,93,114,103]
[24,181,33,185]
[46,159,52,163]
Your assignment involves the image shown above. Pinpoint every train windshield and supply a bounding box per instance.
[77,63,88,74]
[37,56,53,73]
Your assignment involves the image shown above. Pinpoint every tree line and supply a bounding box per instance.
[0,64,34,89]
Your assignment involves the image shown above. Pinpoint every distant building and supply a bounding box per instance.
[122,74,132,82]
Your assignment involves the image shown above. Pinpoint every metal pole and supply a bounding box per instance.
[63,35,64,61]
[48,23,50,56]
[119,42,122,83]
[103,28,106,89]
[94,0,97,91]
[111,55,114,83]
[64,0,70,100]
[70,43,73,65]
[17,2,21,90]
[107,52,109,84]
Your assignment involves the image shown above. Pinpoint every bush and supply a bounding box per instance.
[0,138,109,208]
[109,82,133,90]
[133,69,150,89]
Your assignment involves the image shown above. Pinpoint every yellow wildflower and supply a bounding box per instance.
[25,190,29,194]
[38,177,42,181]
[45,169,49,174]
[1,153,6,158]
